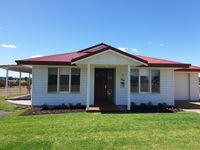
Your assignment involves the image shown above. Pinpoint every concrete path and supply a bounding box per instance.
[0,110,10,117]
[6,100,31,106]
[182,109,200,114]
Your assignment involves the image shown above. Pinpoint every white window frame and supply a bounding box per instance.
[47,67,80,93]
[131,69,160,94]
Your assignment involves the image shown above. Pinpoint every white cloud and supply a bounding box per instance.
[159,43,165,47]
[31,54,43,58]
[118,47,127,52]
[131,48,139,53]
[1,44,16,48]
[147,41,153,45]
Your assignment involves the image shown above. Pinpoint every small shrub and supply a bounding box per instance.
[162,102,168,108]
[147,101,153,107]
[131,102,136,110]
[76,103,82,109]
[67,103,73,109]
[158,102,168,110]
[42,104,48,110]
[139,103,147,111]
[60,103,67,109]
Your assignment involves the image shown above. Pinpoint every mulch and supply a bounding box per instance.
[20,107,86,116]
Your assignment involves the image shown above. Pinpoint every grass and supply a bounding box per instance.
[1,97,200,150]
[1,111,200,150]
[0,95,27,115]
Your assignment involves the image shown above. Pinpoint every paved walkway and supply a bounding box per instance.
[0,110,10,117]
[175,100,200,114]
[6,100,31,106]
[182,109,200,114]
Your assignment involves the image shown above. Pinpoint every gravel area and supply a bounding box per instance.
[0,110,10,117]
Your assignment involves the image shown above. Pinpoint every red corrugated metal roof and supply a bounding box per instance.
[16,52,88,65]
[175,65,200,72]
[135,55,190,67]
[16,43,200,71]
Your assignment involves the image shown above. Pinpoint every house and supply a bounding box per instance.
[16,43,200,110]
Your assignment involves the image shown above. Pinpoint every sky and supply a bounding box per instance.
[0,0,200,77]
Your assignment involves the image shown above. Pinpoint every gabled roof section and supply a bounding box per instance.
[71,43,148,64]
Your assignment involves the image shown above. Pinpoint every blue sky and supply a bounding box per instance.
[0,0,200,77]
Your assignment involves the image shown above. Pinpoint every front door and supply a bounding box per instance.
[95,68,115,105]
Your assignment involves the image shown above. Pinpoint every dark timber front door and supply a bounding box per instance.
[95,68,115,105]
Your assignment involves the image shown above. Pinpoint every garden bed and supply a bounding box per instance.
[20,107,86,116]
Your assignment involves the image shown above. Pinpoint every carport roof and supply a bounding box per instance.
[0,64,32,73]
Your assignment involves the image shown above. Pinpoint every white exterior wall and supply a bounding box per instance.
[175,72,199,100]
[32,66,87,106]
[32,66,176,106]
[131,69,175,105]
[189,73,199,100]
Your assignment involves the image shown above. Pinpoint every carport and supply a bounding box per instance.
[0,64,32,98]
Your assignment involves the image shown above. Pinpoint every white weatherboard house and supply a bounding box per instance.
[16,43,200,110]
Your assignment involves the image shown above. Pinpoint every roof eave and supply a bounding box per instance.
[16,60,73,66]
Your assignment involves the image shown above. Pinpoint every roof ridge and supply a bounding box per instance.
[78,43,109,52]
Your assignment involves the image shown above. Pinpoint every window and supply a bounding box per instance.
[131,69,139,93]
[140,69,150,92]
[48,68,58,92]
[151,70,160,93]
[59,68,69,92]
[130,69,160,93]
[48,68,80,93]
[71,68,80,92]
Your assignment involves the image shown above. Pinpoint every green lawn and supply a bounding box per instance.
[1,97,200,150]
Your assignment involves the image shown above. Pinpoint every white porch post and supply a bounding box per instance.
[127,65,131,110]
[28,73,31,94]
[86,64,90,109]
[19,72,22,95]
[5,68,8,98]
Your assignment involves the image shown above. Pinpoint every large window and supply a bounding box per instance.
[131,69,160,93]
[48,68,58,92]
[151,70,160,93]
[59,68,69,92]
[48,68,80,93]
[140,69,150,92]
[131,69,139,93]
[71,68,80,92]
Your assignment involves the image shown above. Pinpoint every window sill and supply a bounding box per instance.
[47,91,80,94]
[131,92,161,95]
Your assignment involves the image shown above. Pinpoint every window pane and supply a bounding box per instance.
[131,69,139,93]
[59,68,69,92]
[71,68,80,92]
[140,69,149,92]
[151,70,160,93]
[48,68,57,92]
